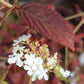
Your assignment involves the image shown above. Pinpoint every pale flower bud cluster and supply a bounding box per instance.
[8,34,71,81]
[59,68,71,78]
[47,53,57,69]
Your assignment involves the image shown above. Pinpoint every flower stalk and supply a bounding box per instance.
[0,0,13,8]
[65,12,84,20]
[29,76,32,84]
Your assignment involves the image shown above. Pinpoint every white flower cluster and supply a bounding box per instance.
[59,68,70,78]
[8,34,71,82]
[8,45,25,67]
[24,54,48,81]
[47,53,57,69]
[8,34,48,81]
[13,34,31,46]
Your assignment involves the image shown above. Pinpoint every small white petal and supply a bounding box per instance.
[16,59,23,67]
[18,53,23,57]
[30,54,35,58]
[32,65,37,71]
[35,70,41,75]
[27,34,31,38]
[59,68,64,74]
[38,74,43,80]
[32,74,36,81]
[24,65,30,70]
[8,55,14,58]
[44,74,48,80]
[27,70,33,76]
[24,54,29,59]
[8,57,16,64]
[13,34,31,46]
[44,69,48,73]
[39,65,43,71]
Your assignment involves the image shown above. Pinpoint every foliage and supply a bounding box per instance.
[0,0,84,84]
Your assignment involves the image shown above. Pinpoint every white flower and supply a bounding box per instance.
[27,69,33,76]
[31,66,48,81]
[8,53,23,67]
[59,68,70,78]
[13,34,31,46]
[12,45,25,54]
[47,53,57,69]
[8,55,16,64]
[54,52,58,59]
[38,69,48,81]
[47,58,56,66]
[47,57,57,69]
[33,57,43,65]
[63,70,70,78]
[32,74,36,81]
[23,54,48,81]
[24,54,35,66]
[59,68,64,74]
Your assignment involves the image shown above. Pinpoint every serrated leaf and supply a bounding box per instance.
[16,2,74,51]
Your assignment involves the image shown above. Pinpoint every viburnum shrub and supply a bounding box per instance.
[8,34,71,83]
[0,0,77,84]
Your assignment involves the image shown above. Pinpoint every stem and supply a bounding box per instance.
[65,47,68,84]
[25,73,27,84]
[65,47,68,70]
[29,76,32,84]
[65,12,84,20]
[73,21,83,34]
[64,20,83,84]
[0,0,13,8]
[0,57,7,61]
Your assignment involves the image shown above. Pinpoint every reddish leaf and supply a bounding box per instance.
[0,45,5,56]
[16,2,74,51]
[75,33,84,42]
[46,3,55,11]
[51,77,59,84]
[35,79,48,84]
[47,40,61,55]
[79,73,84,80]
[0,29,14,45]
[8,23,28,36]
[0,29,10,37]
[7,70,25,84]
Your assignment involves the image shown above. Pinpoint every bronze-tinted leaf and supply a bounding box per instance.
[16,3,74,51]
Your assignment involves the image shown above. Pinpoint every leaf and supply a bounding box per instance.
[46,3,55,11]
[0,29,14,45]
[16,2,74,51]
[7,69,25,84]
[75,33,84,42]
[51,77,59,84]
[47,40,63,55]
[8,23,28,36]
